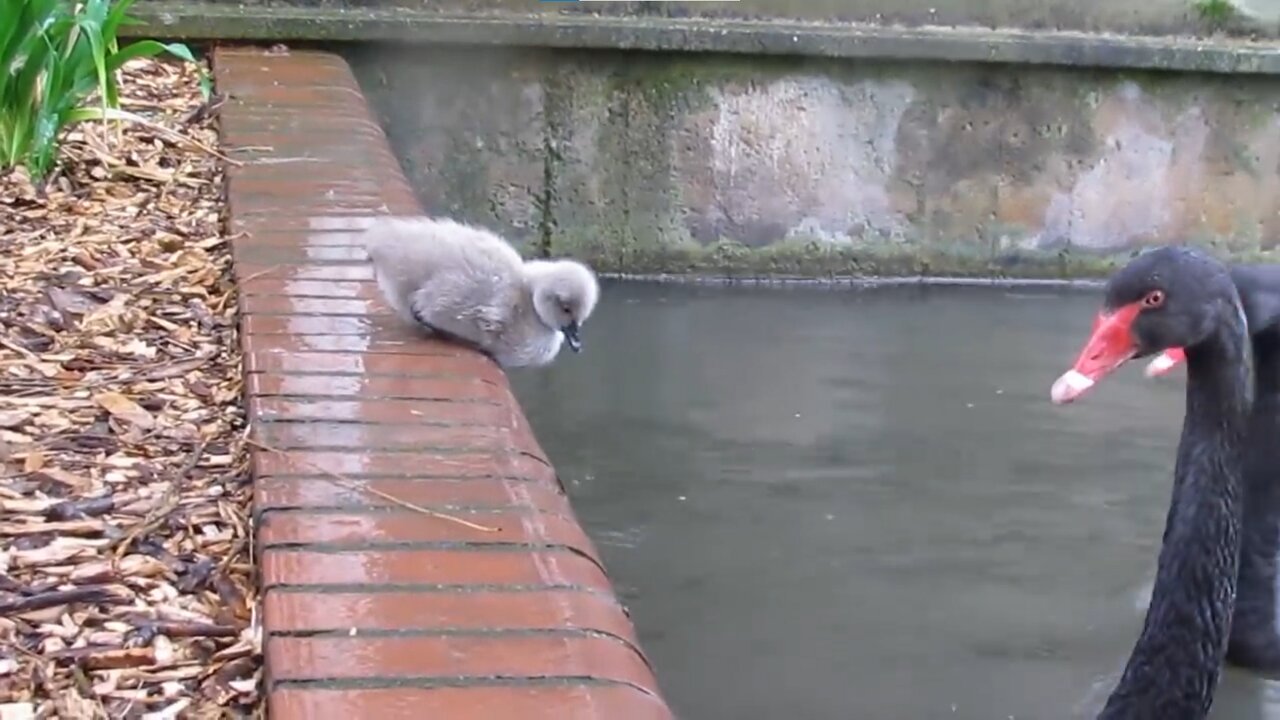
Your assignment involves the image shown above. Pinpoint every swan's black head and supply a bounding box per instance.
[1145,262,1280,378]
[1051,246,1241,404]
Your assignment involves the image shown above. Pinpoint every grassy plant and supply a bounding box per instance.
[0,0,200,181]
[1193,0,1237,25]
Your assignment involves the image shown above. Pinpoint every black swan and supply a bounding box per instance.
[1050,246,1253,718]
[1142,264,1280,674]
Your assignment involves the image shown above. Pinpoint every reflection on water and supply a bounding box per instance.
[508,282,1280,720]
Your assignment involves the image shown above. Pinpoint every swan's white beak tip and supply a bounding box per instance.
[1050,369,1094,405]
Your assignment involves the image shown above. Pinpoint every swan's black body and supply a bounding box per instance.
[1057,248,1254,719]
[1221,265,1280,672]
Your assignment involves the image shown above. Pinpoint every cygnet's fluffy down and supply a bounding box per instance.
[363,216,600,368]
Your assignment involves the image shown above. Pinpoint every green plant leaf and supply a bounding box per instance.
[103,0,138,38]
[106,40,196,72]
[0,0,206,179]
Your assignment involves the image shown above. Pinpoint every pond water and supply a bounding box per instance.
[508,282,1280,720]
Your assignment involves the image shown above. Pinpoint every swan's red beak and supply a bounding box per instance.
[1050,302,1142,405]
[1143,347,1186,378]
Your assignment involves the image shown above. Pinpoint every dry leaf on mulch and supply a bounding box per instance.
[0,57,260,718]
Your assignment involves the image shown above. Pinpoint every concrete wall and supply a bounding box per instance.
[182,0,1280,39]
[348,45,1280,278]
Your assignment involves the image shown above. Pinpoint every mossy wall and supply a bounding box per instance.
[181,0,1280,39]
[348,45,1280,279]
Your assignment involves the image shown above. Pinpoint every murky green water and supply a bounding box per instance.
[508,283,1280,720]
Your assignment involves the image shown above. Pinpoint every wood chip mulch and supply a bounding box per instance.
[0,57,260,719]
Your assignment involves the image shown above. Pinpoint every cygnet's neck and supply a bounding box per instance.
[519,260,562,331]
[520,259,562,281]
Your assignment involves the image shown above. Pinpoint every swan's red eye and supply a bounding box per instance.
[1142,290,1165,309]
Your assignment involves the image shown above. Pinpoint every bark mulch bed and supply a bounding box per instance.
[0,57,260,719]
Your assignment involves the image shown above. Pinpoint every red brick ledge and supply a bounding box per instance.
[213,46,675,719]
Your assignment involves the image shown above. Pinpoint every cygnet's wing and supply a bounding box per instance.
[408,240,525,346]
[365,218,525,347]
[363,217,443,322]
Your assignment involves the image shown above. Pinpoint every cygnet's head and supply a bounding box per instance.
[527,259,600,353]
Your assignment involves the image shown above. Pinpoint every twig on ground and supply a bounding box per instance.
[242,436,501,533]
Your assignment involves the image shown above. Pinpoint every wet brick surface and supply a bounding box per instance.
[215,46,672,720]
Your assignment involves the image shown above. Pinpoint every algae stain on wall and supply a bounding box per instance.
[1035,83,1210,250]
[346,46,551,251]
[1021,78,1280,255]
[1240,116,1280,248]
[349,45,1280,277]
[689,77,916,246]
[544,59,694,266]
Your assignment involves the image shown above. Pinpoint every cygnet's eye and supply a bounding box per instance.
[1142,289,1165,309]
[559,303,573,317]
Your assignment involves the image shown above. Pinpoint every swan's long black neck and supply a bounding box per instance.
[1100,313,1252,720]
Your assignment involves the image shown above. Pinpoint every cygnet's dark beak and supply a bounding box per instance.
[562,321,582,353]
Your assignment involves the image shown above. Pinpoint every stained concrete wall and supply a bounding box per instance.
[347,46,1280,278]
[183,0,1278,39]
